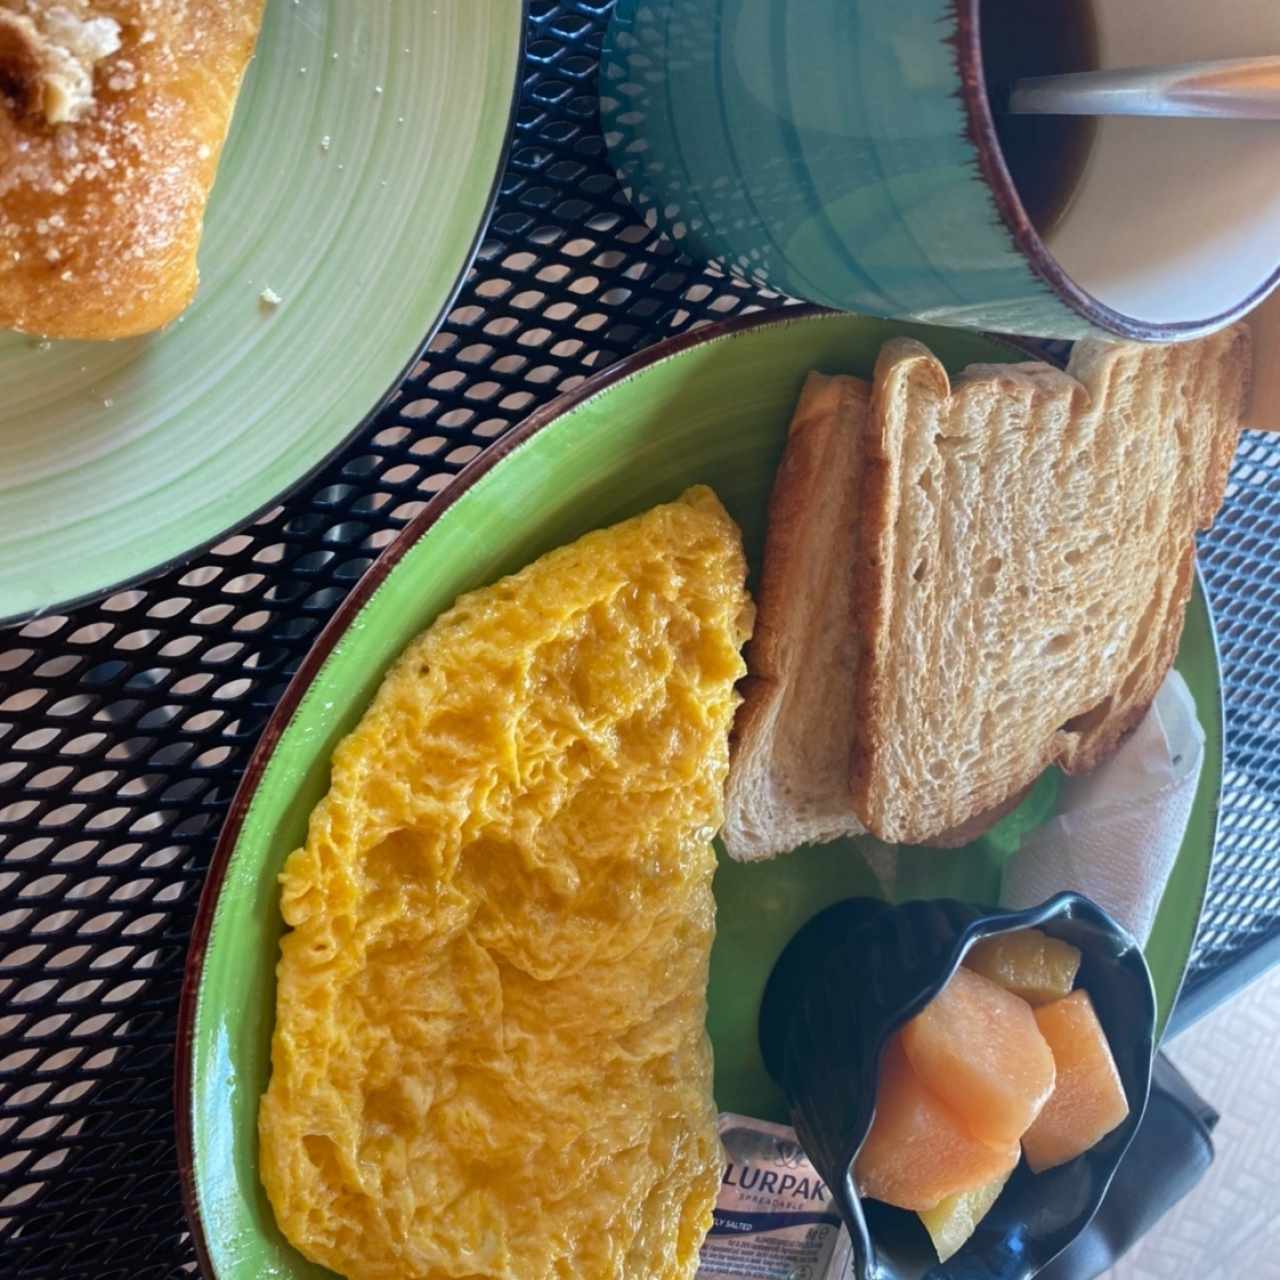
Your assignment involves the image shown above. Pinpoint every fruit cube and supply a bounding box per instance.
[964,929,1082,1007]
[918,1169,1012,1263]
[900,965,1056,1146]
[1022,989,1130,1173]
[855,1035,1020,1212]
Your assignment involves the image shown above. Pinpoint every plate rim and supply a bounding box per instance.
[173,302,1224,1273]
[0,2,529,630]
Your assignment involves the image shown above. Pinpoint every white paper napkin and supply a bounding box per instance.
[999,670,1205,945]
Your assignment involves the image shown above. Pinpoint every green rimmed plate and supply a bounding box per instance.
[0,1,525,625]
[177,307,1222,1276]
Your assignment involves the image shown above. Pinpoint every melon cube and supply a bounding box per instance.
[855,1036,1020,1212]
[965,929,1082,1007]
[918,1169,1012,1263]
[900,965,1056,1146]
[1022,989,1130,1173]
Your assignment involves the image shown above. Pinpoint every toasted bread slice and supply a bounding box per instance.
[722,372,871,861]
[851,328,1248,844]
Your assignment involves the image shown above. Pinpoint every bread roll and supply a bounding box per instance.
[0,0,265,339]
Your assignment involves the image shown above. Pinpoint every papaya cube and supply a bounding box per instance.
[918,1169,1012,1263]
[1022,989,1130,1173]
[855,1036,1020,1212]
[900,965,1056,1146]
[964,929,1082,1007]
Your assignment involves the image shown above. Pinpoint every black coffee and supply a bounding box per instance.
[981,0,1101,238]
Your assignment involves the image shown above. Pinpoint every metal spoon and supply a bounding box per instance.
[1009,55,1280,120]
[1007,54,1280,429]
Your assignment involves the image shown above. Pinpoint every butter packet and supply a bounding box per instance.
[698,1113,851,1280]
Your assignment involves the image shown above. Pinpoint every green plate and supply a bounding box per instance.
[0,1,524,624]
[178,308,1223,1276]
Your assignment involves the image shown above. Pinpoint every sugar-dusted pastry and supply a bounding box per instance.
[0,0,265,339]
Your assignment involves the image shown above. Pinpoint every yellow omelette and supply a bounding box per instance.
[259,486,753,1279]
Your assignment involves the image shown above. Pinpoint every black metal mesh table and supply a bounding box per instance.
[2,4,1279,1276]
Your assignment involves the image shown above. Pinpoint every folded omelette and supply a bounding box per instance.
[259,486,754,1280]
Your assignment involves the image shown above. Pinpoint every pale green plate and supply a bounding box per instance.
[0,0,524,624]
[178,309,1222,1277]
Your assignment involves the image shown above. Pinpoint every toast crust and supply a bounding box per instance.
[722,372,871,860]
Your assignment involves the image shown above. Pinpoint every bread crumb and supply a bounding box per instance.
[259,286,283,308]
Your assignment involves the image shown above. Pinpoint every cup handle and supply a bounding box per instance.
[1244,287,1280,431]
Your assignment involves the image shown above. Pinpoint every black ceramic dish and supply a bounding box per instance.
[758,893,1157,1280]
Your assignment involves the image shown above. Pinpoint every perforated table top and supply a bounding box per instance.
[3,5,1280,1277]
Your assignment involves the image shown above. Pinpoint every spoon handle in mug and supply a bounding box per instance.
[1010,56,1280,120]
